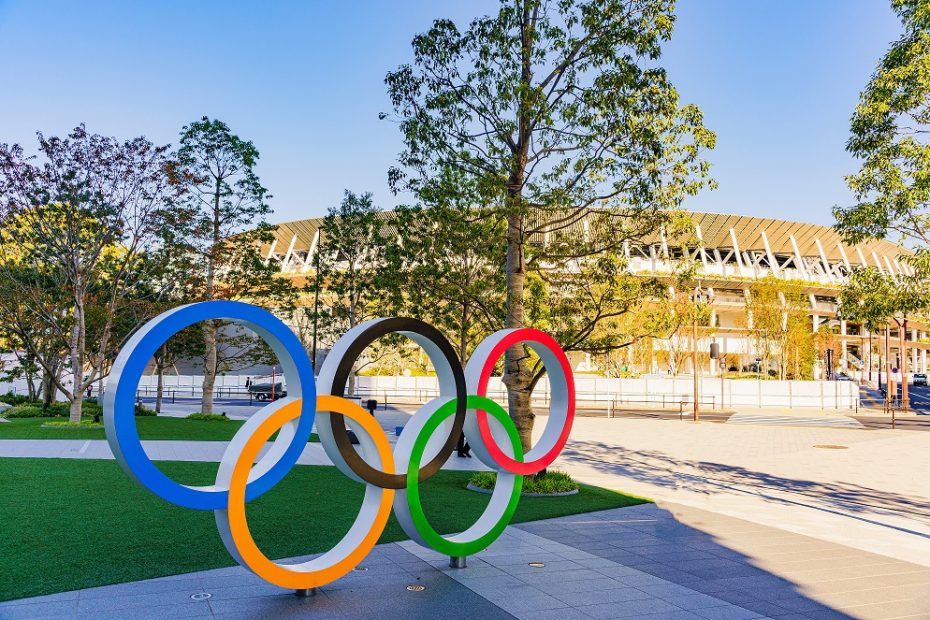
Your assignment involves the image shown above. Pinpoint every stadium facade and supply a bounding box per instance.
[261,211,927,380]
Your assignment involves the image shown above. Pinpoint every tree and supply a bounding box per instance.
[745,277,811,380]
[0,127,181,422]
[309,191,393,393]
[173,117,295,414]
[386,0,715,448]
[389,204,506,360]
[834,0,930,252]
[839,264,930,408]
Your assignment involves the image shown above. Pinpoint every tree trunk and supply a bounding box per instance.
[202,173,223,415]
[202,320,218,414]
[69,397,82,423]
[502,211,535,451]
[155,346,165,414]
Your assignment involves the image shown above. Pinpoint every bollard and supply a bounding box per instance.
[295,588,317,597]
[449,556,467,569]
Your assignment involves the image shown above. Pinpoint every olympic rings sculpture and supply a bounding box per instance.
[104,300,575,590]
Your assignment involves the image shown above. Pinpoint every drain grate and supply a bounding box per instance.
[406,584,426,592]
[190,592,212,601]
[813,444,848,450]
[353,566,368,572]
[528,562,546,568]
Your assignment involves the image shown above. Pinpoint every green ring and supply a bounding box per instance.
[406,395,524,556]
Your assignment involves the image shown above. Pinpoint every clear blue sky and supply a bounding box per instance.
[0,0,902,226]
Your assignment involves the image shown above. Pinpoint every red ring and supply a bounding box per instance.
[474,328,575,475]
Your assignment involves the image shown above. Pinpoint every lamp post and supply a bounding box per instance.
[689,285,713,422]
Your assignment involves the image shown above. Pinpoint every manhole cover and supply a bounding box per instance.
[528,562,546,568]
[406,584,426,592]
[813,444,848,450]
[190,592,212,601]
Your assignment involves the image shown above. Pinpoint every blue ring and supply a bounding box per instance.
[104,301,315,510]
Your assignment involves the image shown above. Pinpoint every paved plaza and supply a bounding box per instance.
[2,410,930,618]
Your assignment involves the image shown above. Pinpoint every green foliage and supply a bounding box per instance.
[134,404,157,417]
[309,191,392,349]
[0,393,32,406]
[385,1,715,447]
[835,0,930,248]
[185,413,230,421]
[0,127,185,421]
[42,420,103,428]
[388,204,506,360]
[3,404,51,418]
[469,469,579,494]
[839,265,930,326]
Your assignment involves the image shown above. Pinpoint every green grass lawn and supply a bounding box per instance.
[0,416,319,442]
[0,458,649,601]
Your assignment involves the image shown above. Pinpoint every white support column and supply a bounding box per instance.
[883,255,899,281]
[922,348,927,373]
[815,238,835,283]
[263,238,279,266]
[854,246,868,269]
[302,229,321,272]
[871,251,885,274]
[694,224,710,271]
[280,234,298,273]
[789,235,808,280]
[729,227,747,277]
[760,230,780,277]
[837,242,853,271]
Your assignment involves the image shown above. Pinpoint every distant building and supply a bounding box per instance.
[262,211,927,379]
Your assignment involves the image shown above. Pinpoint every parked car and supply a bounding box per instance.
[914,373,927,386]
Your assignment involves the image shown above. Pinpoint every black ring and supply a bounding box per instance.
[325,318,466,489]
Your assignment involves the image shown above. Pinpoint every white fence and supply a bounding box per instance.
[2,372,859,410]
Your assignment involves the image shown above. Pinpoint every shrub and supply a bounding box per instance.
[468,469,578,495]
[186,413,229,422]
[42,420,103,428]
[134,404,157,417]
[4,404,54,418]
[0,393,32,406]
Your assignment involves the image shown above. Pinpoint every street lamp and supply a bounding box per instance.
[689,285,713,422]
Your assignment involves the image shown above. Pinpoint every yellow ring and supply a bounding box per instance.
[225,395,395,589]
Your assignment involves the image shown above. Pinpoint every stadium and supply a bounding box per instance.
[261,211,927,381]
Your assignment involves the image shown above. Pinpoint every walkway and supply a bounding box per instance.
[8,502,929,619]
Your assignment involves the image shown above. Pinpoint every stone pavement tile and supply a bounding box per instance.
[513,567,607,587]
[511,608,595,620]
[543,576,627,595]
[74,590,208,614]
[0,591,80,607]
[690,606,765,620]
[478,583,570,614]
[0,600,79,620]
[76,602,215,620]
[548,586,653,607]
[77,576,206,599]
[834,599,930,620]
[577,597,693,619]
